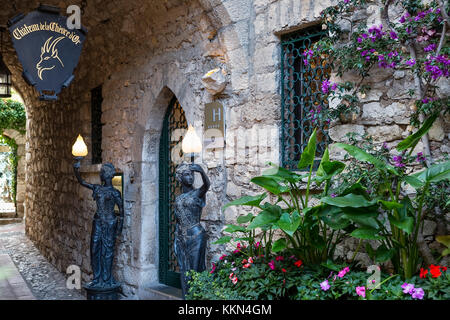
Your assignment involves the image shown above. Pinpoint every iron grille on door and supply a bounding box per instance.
[280,27,331,170]
[159,97,188,288]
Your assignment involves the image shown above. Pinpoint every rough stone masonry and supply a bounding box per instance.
[0,0,448,298]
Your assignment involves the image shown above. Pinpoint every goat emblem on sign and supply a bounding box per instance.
[36,36,65,80]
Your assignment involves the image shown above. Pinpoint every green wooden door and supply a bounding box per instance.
[158,97,188,288]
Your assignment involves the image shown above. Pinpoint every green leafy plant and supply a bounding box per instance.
[327,118,450,279]
[217,129,355,264]
[0,98,26,209]
[187,250,450,300]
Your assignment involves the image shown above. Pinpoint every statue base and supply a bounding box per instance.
[84,283,121,300]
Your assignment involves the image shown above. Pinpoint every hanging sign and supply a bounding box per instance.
[204,101,224,150]
[8,5,87,100]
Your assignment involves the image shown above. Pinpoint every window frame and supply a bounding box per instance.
[280,26,331,171]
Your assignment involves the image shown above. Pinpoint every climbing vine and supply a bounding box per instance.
[306,0,449,164]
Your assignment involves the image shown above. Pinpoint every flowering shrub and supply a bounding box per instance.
[186,248,450,300]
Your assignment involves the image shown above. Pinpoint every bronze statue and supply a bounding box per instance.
[73,160,124,290]
[174,163,210,298]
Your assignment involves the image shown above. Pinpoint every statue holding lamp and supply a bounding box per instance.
[175,125,210,298]
[72,135,124,300]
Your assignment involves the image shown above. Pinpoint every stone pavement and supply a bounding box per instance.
[0,222,84,300]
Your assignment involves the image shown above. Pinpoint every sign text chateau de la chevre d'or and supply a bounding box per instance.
[8,6,87,100]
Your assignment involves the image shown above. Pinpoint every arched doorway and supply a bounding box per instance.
[158,96,188,288]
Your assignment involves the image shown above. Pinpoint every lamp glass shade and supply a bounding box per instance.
[182,125,202,154]
[72,134,88,157]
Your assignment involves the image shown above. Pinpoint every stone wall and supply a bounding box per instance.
[0,0,447,300]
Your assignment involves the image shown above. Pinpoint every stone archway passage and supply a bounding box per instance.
[158,96,188,289]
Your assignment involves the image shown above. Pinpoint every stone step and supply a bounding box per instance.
[0,211,18,218]
[0,218,22,226]
[139,285,182,300]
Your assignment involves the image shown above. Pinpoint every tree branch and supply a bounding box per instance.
[438,0,449,28]
[408,44,433,166]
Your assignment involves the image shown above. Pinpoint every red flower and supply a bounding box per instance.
[276,256,284,261]
[281,268,287,273]
[441,266,447,272]
[242,259,247,264]
[429,264,442,278]
[294,260,303,267]
[419,268,428,278]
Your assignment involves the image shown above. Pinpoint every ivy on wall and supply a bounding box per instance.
[0,98,26,209]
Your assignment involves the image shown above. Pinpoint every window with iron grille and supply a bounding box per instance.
[91,85,103,165]
[280,26,331,170]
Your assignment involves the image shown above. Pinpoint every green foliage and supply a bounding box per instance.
[0,98,25,207]
[219,129,352,264]
[0,99,26,134]
[331,119,450,279]
[315,0,449,127]
[187,249,450,300]
[0,135,19,206]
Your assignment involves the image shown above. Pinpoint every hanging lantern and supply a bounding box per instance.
[0,27,12,98]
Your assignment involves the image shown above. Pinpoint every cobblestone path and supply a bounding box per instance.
[0,222,84,300]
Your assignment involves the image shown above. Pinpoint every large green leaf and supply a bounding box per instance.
[223,225,247,233]
[379,200,403,211]
[298,128,317,170]
[406,161,450,188]
[375,245,395,263]
[396,113,438,151]
[223,193,267,211]
[251,176,290,195]
[277,211,301,237]
[236,213,254,224]
[213,236,232,245]
[436,235,450,248]
[334,143,398,175]
[389,216,414,234]
[247,206,281,230]
[316,205,350,230]
[262,163,305,183]
[316,149,346,184]
[351,228,385,240]
[342,206,379,229]
[272,238,287,252]
[321,194,378,208]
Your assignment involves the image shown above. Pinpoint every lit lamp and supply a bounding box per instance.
[182,125,202,163]
[72,134,88,160]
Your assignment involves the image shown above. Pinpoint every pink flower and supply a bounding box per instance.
[219,254,227,260]
[356,286,366,298]
[411,287,424,300]
[405,59,416,66]
[229,272,235,280]
[210,263,216,274]
[268,260,276,270]
[248,257,254,264]
[401,283,415,294]
[254,241,260,248]
[243,263,251,268]
[337,266,350,278]
[320,280,330,291]
[232,276,238,284]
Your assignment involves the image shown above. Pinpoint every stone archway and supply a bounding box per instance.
[2,129,26,219]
